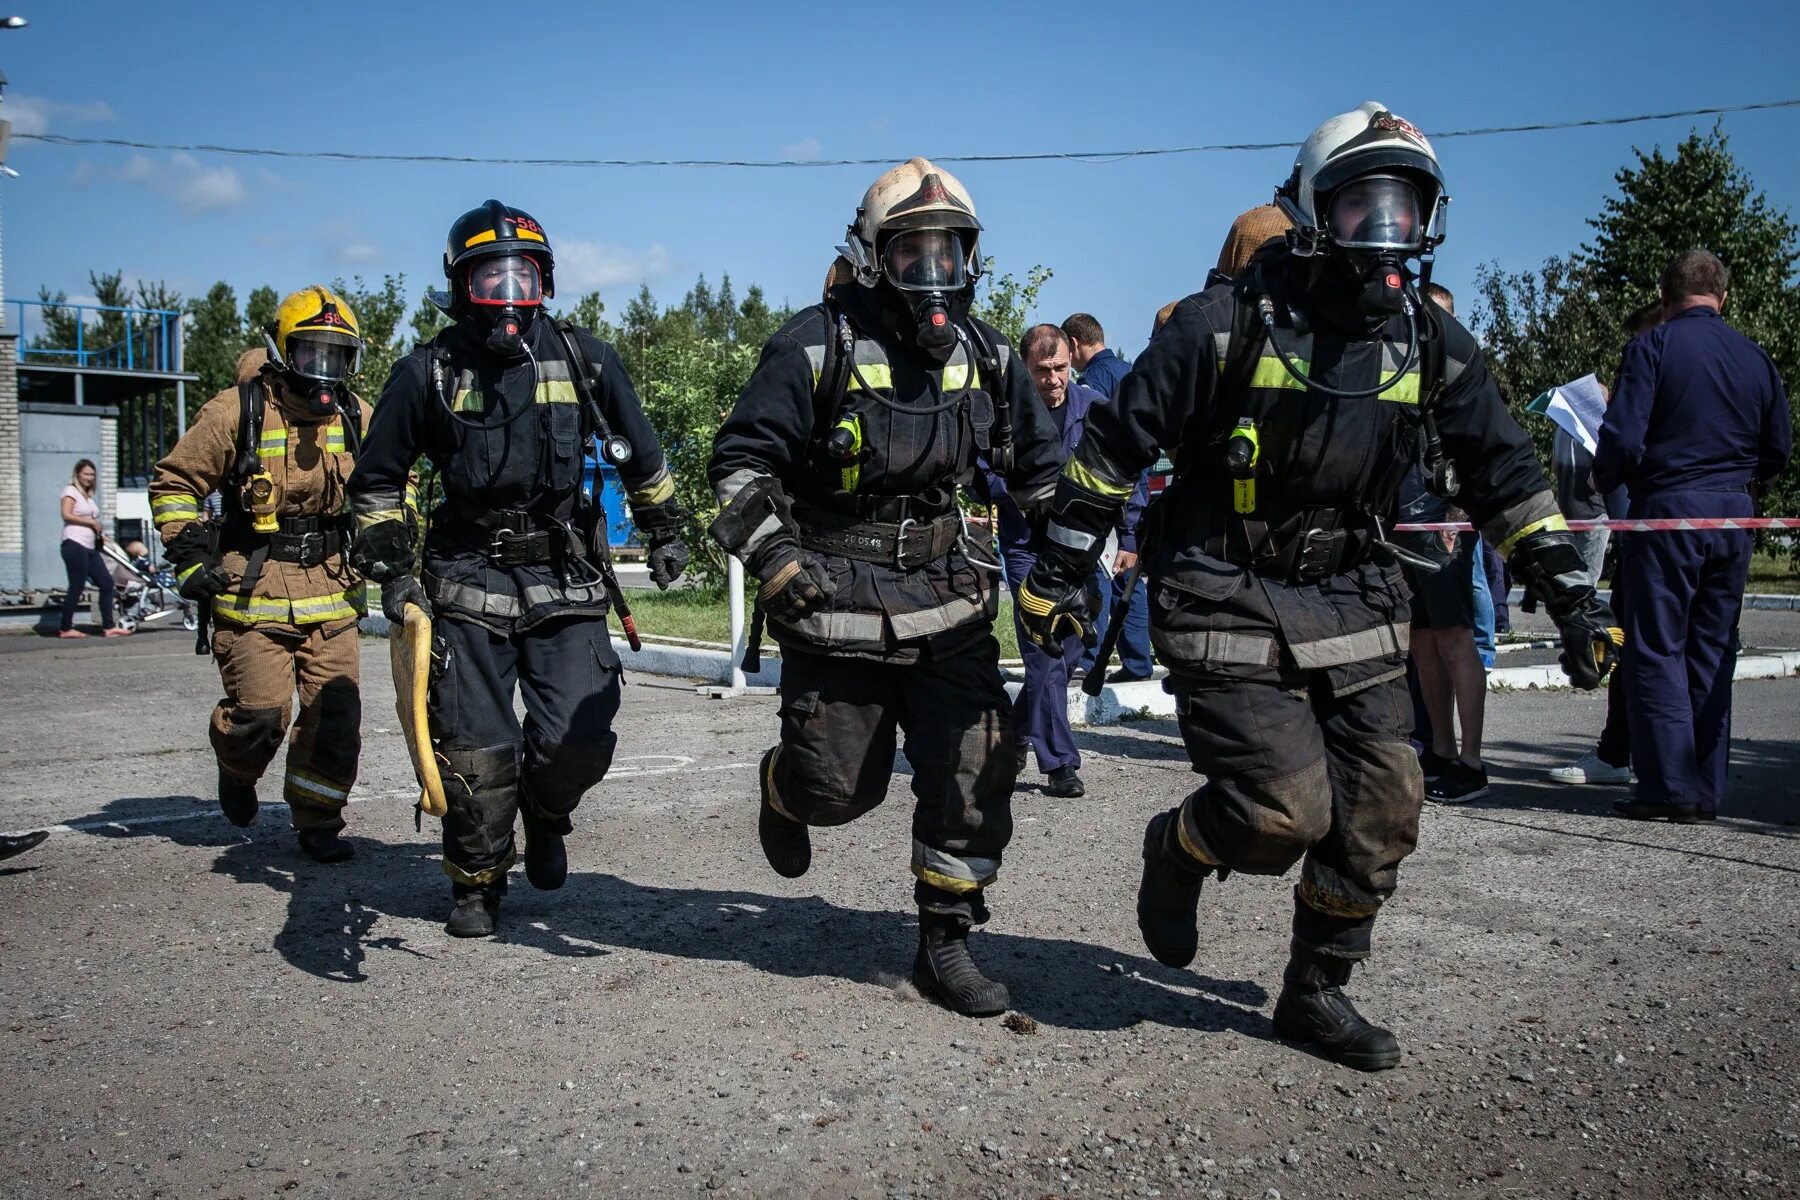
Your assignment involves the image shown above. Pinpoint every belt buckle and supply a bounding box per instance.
[1295,528,1339,581]
[893,516,921,570]
[295,531,325,568]
[489,526,518,564]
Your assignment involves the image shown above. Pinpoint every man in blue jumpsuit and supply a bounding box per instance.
[1596,250,1791,822]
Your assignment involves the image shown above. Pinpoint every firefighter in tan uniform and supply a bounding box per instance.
[150,286,371,862]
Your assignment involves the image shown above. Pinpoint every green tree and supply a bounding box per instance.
[970,261,1053,344]
[331,274,410,397]
[184,281,249,400]
[1471,126,1800,535]
[407,292,451,353]
[244,286,279,341]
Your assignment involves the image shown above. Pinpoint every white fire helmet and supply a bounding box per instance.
[1276,102,1448,258]
[836,157,984,291]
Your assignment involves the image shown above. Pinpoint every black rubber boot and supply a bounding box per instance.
[912,911,1009,1017]
[0,830,48,862]
[1271,946,1401,1072]
[1137,807,1205,968]
[522,819,567,890]
[445,882,505,938]
[297,828,354,863]
[218,769,259,828]
[757,747,811,879]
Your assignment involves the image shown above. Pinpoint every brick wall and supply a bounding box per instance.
[99,409,118,532]
[0,333,19,589]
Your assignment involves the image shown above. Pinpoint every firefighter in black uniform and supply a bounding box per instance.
[1018,104,1622,1068]
[708,159,1063,1016]
[348,200,688,938]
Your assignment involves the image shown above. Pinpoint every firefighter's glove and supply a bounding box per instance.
[166,522,230,602]
[757,548,835,623]
[645,535,690,590]
[381,575,430,625]
[1018,552,1097,654]
[1509,526,1623,690]
[350,518,416,584]
[632,497,689,590]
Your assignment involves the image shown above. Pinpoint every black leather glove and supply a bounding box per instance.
[165,522,231,602]
[1509,526,1624,690]
[351,518,416,584]
[1017,550,1098,654]
[756,546,835,622]
[645,535,690,590]
[381,575,430,625]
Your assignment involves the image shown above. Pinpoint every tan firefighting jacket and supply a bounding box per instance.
[150,348,373,632]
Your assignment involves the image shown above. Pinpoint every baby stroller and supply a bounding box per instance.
[101,539,198,633]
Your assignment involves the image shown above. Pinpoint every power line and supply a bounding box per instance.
[14,98,1800,170]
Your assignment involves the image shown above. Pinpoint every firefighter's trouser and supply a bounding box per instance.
[766,637,1015,923]
[1165,667,1423,960]
[209,619,362,834]
[428,613,622,887]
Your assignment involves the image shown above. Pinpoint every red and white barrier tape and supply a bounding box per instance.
[1392,517,1800,533]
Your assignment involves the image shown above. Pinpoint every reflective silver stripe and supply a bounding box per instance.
[911,839,1000,888]
[1443,344,1471,387]
[1010,479,1056,509]
[1156,629,1278,668]
[775,608,887,643]
[1046,522,1099,554]
[1330,665,1408,698]
[714,468,764,507]
[1481,491,1561,553]
[536,357,573,382]
[888,594,985,641]
[521,583,606,609]
[741,514,785,560]
[429,576,520,618]
[1287,622,1409,670]
[287,773,349,803]
[803,343,828,376]
[1212,330,1232,362]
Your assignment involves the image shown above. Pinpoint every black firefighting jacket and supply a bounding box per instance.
[710,285,1062,663]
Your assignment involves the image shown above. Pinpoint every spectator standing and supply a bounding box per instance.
[1404,283,1487,803]
[991,325,1105,798]
[1595,250,1791,821]
[1551,301,1664,785]
[56,459,128,639]
[1062,313,1153,682]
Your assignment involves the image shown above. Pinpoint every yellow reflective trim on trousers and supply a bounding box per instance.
[1499,513,1570,556]
[1234,355,1420,404]
[152,495,202,521]
[627,472,676,506]
[285,768,350,808]
[1062,456,1134,499]
[291,590,364,620]
[443,849,516,887]
[214,589,362,625]
[910,863,986,894]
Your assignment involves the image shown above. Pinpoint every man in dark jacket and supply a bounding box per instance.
[1017,103,1620,1070]
[708,159,1062,1016]
[1596,249,1791,822]
[348,200,688,938]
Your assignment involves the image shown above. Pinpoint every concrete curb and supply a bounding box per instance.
[1485,650,1800,691]
[1503,587,1800,611]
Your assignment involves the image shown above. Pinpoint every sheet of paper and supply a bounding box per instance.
[1544,373,1607,455]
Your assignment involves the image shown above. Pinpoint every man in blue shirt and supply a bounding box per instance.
[1595,250,1791,822]
[1064,312,1154,681]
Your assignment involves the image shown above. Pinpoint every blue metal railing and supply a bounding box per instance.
[8,299,183,372]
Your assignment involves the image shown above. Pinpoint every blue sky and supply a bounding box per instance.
[5,1,1799,358]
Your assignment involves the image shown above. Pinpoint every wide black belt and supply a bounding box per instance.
[1207,507,1374,583]
[444,506,588,567]
[798,509,963,569]
[227,515,349,569]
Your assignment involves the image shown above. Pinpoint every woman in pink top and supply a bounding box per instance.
[57,458,127,638]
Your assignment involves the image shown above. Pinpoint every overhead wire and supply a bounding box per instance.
[14,98,1800,170]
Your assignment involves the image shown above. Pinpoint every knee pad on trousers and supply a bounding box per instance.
[440,743,521,887]
[214,704,288,779]
[1189,758,1333,876]
[306,678,363,781]
[521,729,616,822]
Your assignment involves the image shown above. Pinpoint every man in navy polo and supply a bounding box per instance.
[1595,249,1791,822]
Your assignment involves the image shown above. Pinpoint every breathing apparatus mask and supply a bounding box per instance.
[1326,175,1424,316]
[881,228,969,352]
[465,253,545,357]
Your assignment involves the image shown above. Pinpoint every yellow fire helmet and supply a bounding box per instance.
[265,285,364,385]
[836,157,983,291]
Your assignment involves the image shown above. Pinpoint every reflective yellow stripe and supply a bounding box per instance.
[942,361,979,390]
[844,364,894,391]
[1236,355,1419,404]
[291,590,364,621]
[355,509,406,534]
[626,471,676,507]
[910,864,985,894]
[214,588,362,626]
[176,561,201,583]
[285,768,350,807]
[451,386,484,413]
[535,380,578,405]
[1063,457,1134,500]
[152,495,202,521]
[1498,513,1570,556]
[259,430,287,458]
[462,228,498,248]
[325,428,346,452]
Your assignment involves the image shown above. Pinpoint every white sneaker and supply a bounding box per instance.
[1548,754,1633,785]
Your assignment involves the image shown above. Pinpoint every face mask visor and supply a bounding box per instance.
[465,254,544,307]
[881,229,968,293]
[1326,175,1424,253]
[286,331,360,384]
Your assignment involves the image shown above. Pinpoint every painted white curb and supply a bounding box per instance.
[1485,650,1800,691]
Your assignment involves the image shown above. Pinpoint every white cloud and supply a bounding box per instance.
[334,242,382,265]
[4,94,114,137]
[782,136,823,162]
[555,239,672,294]
[110,152,250,213]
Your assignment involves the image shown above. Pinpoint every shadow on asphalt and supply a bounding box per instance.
[78,793,1272,1037]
